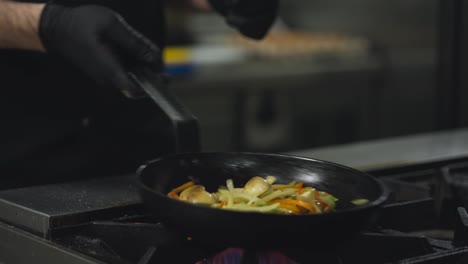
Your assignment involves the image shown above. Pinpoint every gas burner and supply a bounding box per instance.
[196,248,297,264]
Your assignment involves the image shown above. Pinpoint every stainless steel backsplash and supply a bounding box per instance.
[279,0,437,50]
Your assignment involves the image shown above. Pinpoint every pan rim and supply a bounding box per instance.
[137,151,390,217]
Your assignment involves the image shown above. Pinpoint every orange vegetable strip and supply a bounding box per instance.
[273,200,302,213]
[296,187,315,194]
[169,181,195,194]
[315,192,325,203]
[168,192,179,199]
[296,188,307,194]
[271,199,317,213]
[294,182,304,188]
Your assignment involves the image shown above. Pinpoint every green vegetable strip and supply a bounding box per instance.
[321,195,337,207]
[257,189,296,203]
[226,179,235,193]
[218,189,234,207]
[266,176,277,185]
[230,203,279,212]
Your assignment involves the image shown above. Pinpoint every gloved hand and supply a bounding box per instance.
[39,3,163,98]
[207,0,279,40]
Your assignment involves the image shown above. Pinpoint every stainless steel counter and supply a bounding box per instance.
[170,54,381,93]
[287,128,468,171]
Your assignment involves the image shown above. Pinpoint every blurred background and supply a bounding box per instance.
[162,0,461,153]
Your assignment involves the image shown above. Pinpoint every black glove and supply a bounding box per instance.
[39,3,163,98]
[208,0,279,40]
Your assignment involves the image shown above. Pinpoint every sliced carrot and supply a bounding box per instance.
[296,187,315,195]
[294,182,304,188]
[167,192,179,199]
[169,181,195,195]
[314,192,334,211]
[271,199,317,213]
[296,188,307,194]
[315,192,324,208]
[220,201,227,208]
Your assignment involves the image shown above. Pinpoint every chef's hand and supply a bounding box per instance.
[39,3,163,98]
[207,0,279,39]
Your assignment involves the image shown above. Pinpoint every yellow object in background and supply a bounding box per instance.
[163,46,192,65]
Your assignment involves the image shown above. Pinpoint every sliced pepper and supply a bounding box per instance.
[294,182,304,188]
[167,181,195,199]
[271,199,318,213]
[170,181,195,194]
[168,192,179,199]
[276,203,301,214]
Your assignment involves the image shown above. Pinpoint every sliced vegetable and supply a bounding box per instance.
[271,199,319,213]
[179,185,216,205]
[351,198,369,205]
[168,181,194,194]
[226,179,235,192]
[218,189,234,207]
[294,182,304,188]
[266,176,277,185]
[275,203,301,214]
[168,192,179,199]
[243,176,271,197]
[167,181,195,199]
[229,203,280,213]
[258,189,296,203]
[167,176,338,215]
[296,190,316,204]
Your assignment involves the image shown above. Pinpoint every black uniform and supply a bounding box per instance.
[0,0,168,189]
[0,0,278,189]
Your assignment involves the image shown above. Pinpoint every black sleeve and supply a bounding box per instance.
[207,0,278,40]
[43,0,166,47]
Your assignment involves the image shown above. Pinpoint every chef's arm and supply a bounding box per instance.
[0,0,162,98]
[0,0,45,51]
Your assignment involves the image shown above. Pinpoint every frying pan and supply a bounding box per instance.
[131,69,389,249]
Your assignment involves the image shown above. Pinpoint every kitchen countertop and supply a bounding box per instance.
[180,56,379,82]
[168,47,381,93]
[287,128,468,171]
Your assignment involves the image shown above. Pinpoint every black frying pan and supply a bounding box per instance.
[131,69,389,249]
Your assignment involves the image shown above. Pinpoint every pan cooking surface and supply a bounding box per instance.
[140,152,387,213]
[137,152,389,248]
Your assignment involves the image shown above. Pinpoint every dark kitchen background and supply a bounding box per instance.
[2,0,466,186]
[163,0,466,153]
[5,1,468,263]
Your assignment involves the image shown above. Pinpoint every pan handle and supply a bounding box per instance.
[128,68,201,153]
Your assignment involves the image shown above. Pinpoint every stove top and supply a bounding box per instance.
[0,175,141,237]
[2,158,468,264]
